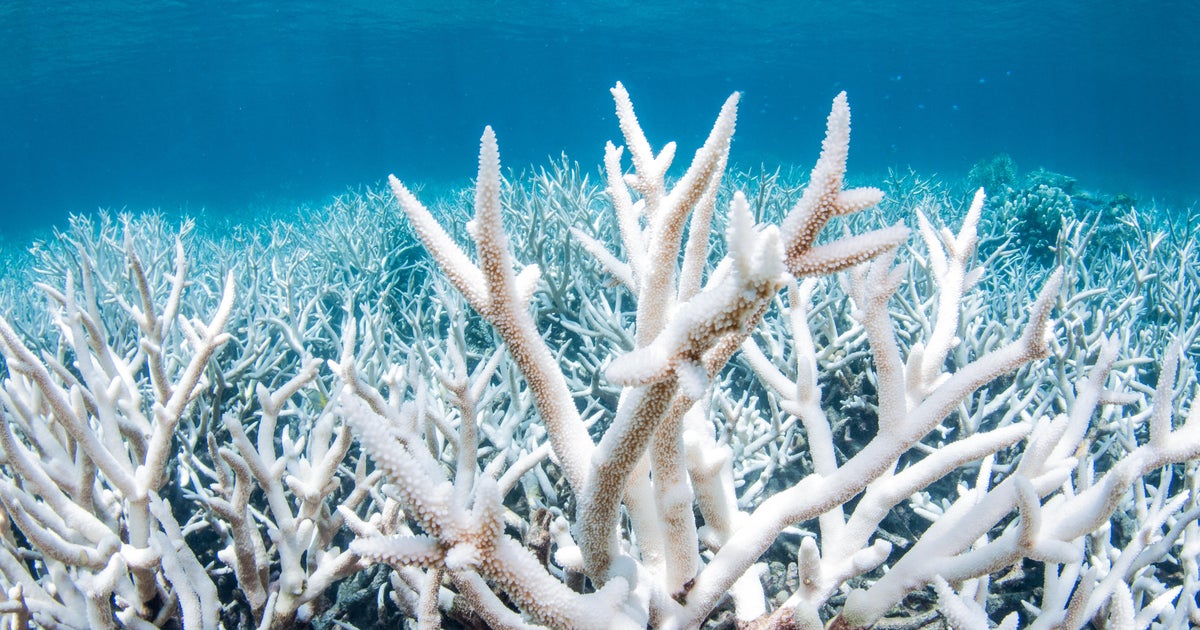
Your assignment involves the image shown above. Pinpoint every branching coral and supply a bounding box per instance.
[0,83,1197,629]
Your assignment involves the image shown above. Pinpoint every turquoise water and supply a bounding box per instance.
[1,1,1196,237]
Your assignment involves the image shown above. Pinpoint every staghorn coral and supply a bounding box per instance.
[0,83,1197,629]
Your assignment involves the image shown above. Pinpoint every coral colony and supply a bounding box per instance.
[0,83,1198,629]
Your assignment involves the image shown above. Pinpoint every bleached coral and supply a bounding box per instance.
[0,82,1197,630]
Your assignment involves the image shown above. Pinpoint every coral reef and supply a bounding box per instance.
[0,84,1198,629]
[966,155,1144,266]
[1000,183,1077,262]
[966,153,1019,196]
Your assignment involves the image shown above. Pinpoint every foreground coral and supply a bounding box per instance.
[0,83,1198,629]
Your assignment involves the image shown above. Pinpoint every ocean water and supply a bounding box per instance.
[0,1,1197,240]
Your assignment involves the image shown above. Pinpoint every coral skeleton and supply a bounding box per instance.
[0,83,1198,629]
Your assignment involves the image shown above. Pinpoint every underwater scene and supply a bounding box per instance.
[0,2,1198,628]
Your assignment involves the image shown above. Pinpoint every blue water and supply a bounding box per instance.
[1,1,1197,240]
